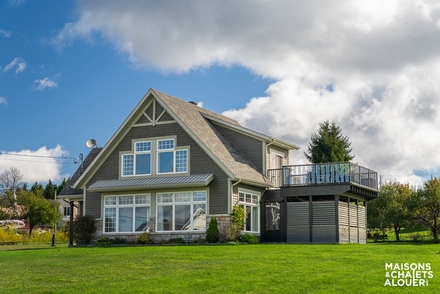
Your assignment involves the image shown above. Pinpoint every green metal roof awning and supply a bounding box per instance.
[88,174,214,192]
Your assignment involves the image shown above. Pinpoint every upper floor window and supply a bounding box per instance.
[157,139,188,174]
[122,141,151,176]
[121,138,188,177]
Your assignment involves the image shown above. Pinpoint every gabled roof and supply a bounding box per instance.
[74,89,298,189]
[59,147,102,197]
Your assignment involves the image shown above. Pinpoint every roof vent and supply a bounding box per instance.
[188,101,198,105]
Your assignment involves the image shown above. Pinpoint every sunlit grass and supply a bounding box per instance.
[1,243,439,293]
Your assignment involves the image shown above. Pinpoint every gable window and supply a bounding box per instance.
[156,191,207,232]
[238,191,260,232]
[122,141,151,176]
[104,194,151,233]
[157,139,188,174]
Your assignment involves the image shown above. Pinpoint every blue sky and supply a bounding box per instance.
[0,1,273,182]
[2,0,440,186]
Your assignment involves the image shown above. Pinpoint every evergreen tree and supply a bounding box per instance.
[205,217,220,243]
[44,179,57,200]
[304,120,354,163]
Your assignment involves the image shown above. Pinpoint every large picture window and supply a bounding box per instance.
[156,191,207,232]
[122,141,151,176]
[238,191,260,232]
[104,194,151,233]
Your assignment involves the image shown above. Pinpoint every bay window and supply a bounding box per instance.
[156,191,207,231]
[238,191,260,232]
[104,194,151,233]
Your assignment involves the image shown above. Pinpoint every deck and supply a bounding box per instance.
[267,162,378,191]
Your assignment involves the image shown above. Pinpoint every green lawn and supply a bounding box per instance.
[1,243,439,293]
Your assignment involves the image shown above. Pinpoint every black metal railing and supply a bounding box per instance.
[267,162,378,190]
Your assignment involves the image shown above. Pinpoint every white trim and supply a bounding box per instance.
[237,189,261,233]
[155,190,207,232]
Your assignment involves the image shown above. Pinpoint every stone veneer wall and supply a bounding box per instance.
[91,214,232,244]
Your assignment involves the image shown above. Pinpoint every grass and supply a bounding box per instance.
[0,243,439,293]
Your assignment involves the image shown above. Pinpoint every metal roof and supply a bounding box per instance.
[88,173,214,192]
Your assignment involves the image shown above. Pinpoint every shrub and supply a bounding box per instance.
[95,236,112,246]
[205,217,219,243]
[240,233,257,244]
[168,237,185,244]
[73,215,96,245]
[136,232,153,244]
[219,222,241,242]
[0,227,22,244]
[230,206,245,229]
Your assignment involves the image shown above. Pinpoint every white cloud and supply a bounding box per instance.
[0,97,6,105]
[33,78,58,90]
[4,57,26,73]
[57,0,440,185]
[0,145,68,183]
[0,29,11,38]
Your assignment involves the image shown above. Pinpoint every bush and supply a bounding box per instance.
[219,222,241,242]
[168,237,185,244]
[95,236,112,246]
[136,232,153,244]
[205,217,219,243]
[240,233,257,244]
[73,215,96,245]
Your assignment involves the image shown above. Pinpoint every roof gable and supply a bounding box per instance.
[74,89,296,188]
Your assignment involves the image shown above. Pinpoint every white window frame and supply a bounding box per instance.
[103,194,151,233]
[156,191,207,232]
[238,191,260,233]
[121,141,152,177]
[157,139,188,174]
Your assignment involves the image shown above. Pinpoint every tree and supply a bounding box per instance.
[0,166,23,197]
[304,120,354,163]
[367,181,414,241]
[44,179,57,200]
[413,177,440,243]
[16,189,62,236]
[205,217,219,243]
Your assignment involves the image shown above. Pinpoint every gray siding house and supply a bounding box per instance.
[60,88,378,244]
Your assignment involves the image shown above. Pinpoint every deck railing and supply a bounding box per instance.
[267,162,378,190]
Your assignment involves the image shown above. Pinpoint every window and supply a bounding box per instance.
[121,138,188,177]
[156,191,207,231]
[63,206,70,217]
[122,141,151,176]
[157,139,188,174]
[238,191,260,232]
[104,194,151,233]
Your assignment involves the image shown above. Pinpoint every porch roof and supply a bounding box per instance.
[87,173,214,192]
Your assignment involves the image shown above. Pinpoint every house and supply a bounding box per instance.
[60,88,378,244]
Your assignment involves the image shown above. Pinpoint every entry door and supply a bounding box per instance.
[264,202,281,242]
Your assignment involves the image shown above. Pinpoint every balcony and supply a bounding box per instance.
[267,162,378,191]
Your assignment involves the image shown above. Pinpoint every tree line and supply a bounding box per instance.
[0,166,69,236]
